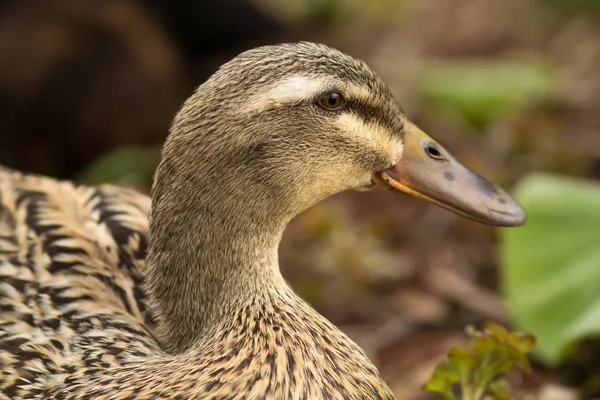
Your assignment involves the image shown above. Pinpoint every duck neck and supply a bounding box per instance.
[144,160,292,353]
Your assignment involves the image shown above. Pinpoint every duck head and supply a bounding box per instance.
[159,42,526,229]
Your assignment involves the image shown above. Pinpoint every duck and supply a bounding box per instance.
[0,42,526,399]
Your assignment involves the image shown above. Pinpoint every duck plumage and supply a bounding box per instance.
[0,166,389,399]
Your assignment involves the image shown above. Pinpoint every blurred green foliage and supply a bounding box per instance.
[501,174,600,365]
[256,0,405,24]
[78,146,160,188]
[424,323,535,400]
[541,0,600,16]
[420,59,557,129]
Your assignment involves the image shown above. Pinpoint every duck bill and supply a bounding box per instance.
[376,123,526,227]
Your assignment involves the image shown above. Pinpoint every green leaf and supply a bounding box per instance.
[431,362,461,383]
[508,332,536,354]
[505,347,532,374]
[477,358,511,387]
[500,173,600,364]
[484,323,510,341]
[471,334,502,362]
[423,361,459,399]
[423,376,456,399]
[486,324,535,355]
[420,58,557,128]
[489,378,512,400]
[425,324,534,399]
[448,347,476,384]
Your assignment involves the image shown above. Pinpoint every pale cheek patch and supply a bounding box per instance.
[335,113,403,165]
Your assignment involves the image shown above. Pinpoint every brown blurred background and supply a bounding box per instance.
[0,0,599,398]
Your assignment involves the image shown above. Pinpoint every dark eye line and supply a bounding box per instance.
[307,96,401,138]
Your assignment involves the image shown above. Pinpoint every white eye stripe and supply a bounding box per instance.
[243,75,374,113]
[243,76,323,113]
[268,76,324,101]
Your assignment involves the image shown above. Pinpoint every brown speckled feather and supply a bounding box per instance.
[0,166,160,398]
[0,166,393,399]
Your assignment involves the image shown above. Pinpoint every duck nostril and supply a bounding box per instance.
[426,144,443,159]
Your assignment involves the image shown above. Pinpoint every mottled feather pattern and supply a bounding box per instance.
[64,292,390,399]
[0,167,393,399]
[0,166,159,398]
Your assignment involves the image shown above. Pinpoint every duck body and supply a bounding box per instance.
[0,42,525,399]
[0,167,391,399]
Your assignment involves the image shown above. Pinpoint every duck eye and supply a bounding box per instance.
[318,92,345,110]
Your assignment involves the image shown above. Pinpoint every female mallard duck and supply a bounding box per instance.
[0,42,525,399]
